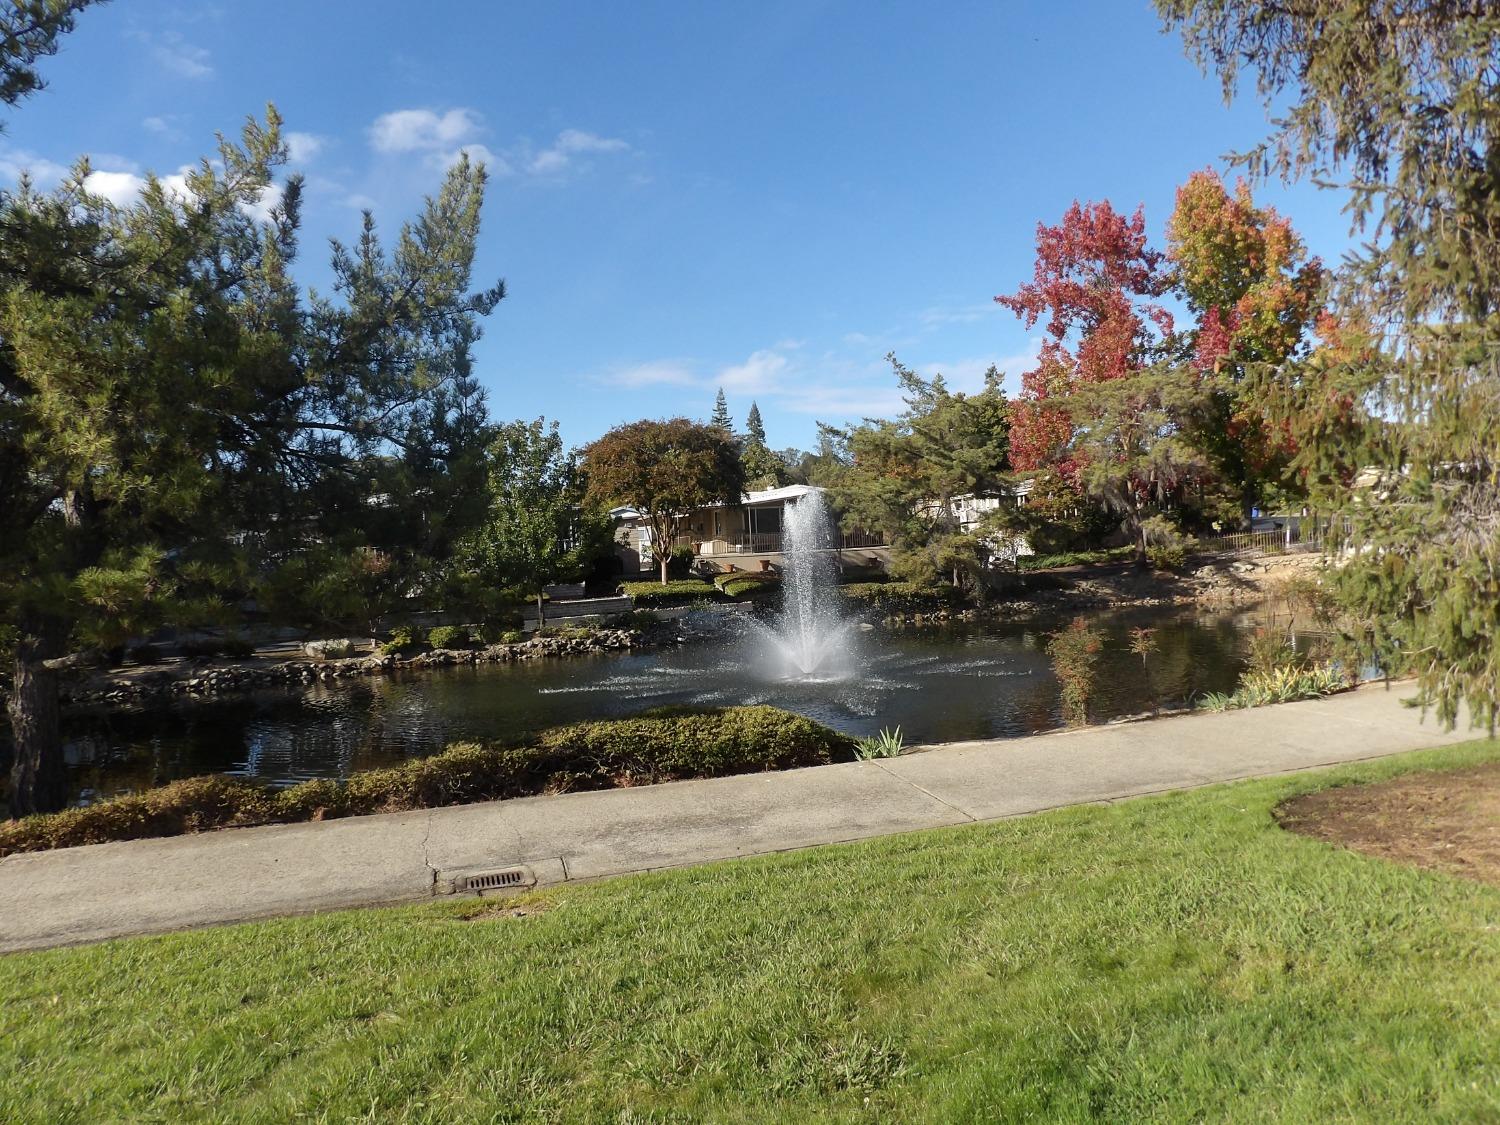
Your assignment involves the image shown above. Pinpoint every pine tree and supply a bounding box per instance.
[0,115,503,815]
[745,402,766,445]
[1159,0,1500,728]
[740,402,781,486]
[0,1,99,116]
[710,388,732,431]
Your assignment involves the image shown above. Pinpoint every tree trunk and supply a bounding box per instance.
[7,485,102,818]
[536,590,546,626]
[7,611,68,818]
[660,553,670,584]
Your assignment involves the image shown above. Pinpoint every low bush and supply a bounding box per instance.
[305,638,358,661]
[179,636,223,659]
[478,615,525,643]
[381,625,421,656]
[605,610,661,632]
[717,572,780,600]
[532,624,593,640]
[428,625,472,650]
[0,707,856,856]
[840,582,964,612]
[622,578,722,606]
[220,634,257,659]
[666,544,697,579]
[1017,546,1135,572]
[497,630,527,645]
[1198,664,1350,711]
[853,726,905,760]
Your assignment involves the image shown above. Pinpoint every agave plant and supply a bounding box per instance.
[854,726,905,760]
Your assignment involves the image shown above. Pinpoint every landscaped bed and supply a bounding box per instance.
[0,741,1496,1120]
[0,707,853,856]
[1277,761,1500,886]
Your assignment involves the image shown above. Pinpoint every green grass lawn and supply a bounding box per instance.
[4,742,1499,1123]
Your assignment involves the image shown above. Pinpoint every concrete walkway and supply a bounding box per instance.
[0,684,1486,954]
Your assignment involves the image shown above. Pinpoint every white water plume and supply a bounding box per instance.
[749,490,862,679]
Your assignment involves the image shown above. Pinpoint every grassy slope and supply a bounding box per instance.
[4,742,1499,1123]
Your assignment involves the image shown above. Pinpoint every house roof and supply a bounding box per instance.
[743,483,822,506]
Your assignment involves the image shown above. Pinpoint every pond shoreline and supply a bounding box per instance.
[58,627,651,710]
[52,552,1316,709]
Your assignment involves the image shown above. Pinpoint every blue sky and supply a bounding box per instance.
[3,1,1356,451]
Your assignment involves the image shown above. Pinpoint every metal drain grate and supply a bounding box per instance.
[460,867,533,893]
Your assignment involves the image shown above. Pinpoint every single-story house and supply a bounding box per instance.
[612,485,886,575]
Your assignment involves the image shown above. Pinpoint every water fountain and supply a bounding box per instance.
[751,490,862,679]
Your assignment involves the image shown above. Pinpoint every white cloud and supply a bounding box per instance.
[611,360,700,389]
[82,169,147,205]
[285,132,325,164]
[917,302,1002,329]
[0,147,70,186]
[452,143,511,176]
[718,349,789,393]
[369,108,483,154]
[239,183,283,223]
[142,115,174,136]
[527,129,630,175]
[145,32,213,79]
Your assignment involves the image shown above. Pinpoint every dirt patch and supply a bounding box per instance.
[1276,763,1500,886]
[455,898,554,922]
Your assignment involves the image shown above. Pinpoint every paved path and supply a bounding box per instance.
[0,685,1487,954]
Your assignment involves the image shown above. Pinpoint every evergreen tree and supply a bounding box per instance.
[822,356,1010,586]
[1159,1,1500,728]
[745,402,767,445]
[740,401,781,487]
[0,1,97,116]
[461,419,595,625]
[710,387,732,431]
[0,113,503,815]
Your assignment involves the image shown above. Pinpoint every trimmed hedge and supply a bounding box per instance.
[622,578,723,606]
[428,625,473,650]
[0,707,855,857]
[716,572,780,600]
[840,581,965,611]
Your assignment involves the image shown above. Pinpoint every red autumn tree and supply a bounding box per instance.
[1165,170,1325,509]
[994,201,1175,476]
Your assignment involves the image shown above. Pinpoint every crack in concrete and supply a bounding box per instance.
[871,760,977,822]
[419,810,437,891]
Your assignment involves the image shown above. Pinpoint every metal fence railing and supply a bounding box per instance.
[1197,520,1347,558]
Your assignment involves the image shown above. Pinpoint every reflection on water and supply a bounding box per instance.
[58,604,1305,806]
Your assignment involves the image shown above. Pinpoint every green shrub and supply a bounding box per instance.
[305,638,357,660]
[220,634,256,659]
[479,611,525,641]
[0,775,274,855]
[666,544,697,579]
[499,630,527,644]
[179,636,223,659]
[854,726,905,760]
[381,625,421,656]
[605,610,661,632]
[622,578,722,606]
[533,624,593,640]
[1198,664,1350,711]
[840,582,964,612]
[427,625,472,650]
[0,707,856,856]
[718,572,781,600]
[1018,546,1135,572]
